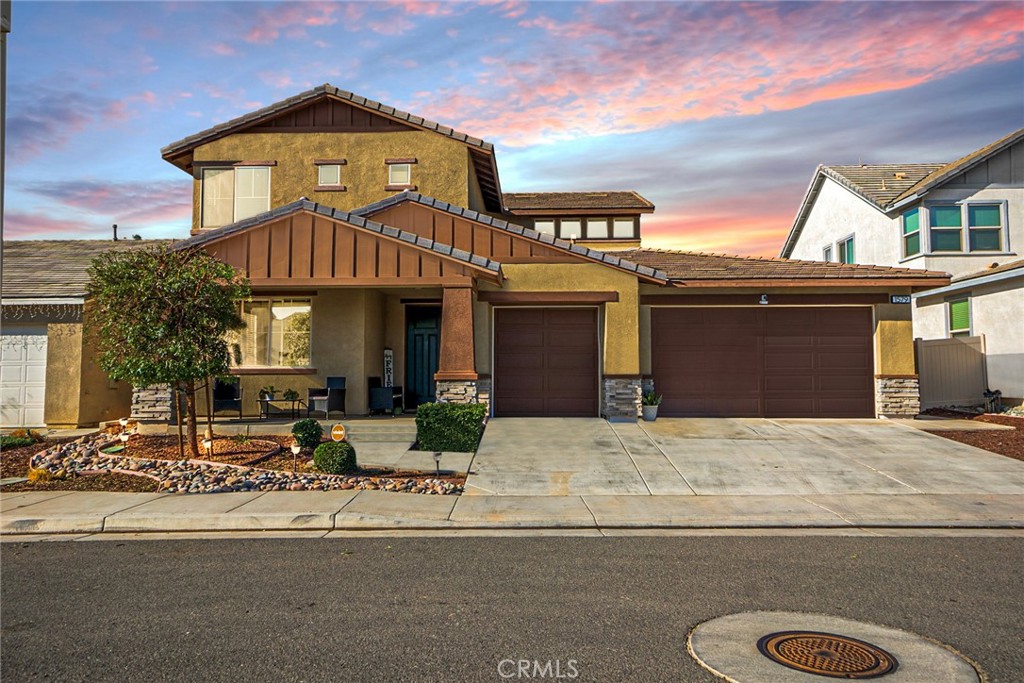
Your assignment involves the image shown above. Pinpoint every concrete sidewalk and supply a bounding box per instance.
[3,489,1022,535]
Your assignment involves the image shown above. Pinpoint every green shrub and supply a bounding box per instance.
[1,435,36,449]
[313,441,357,474]
[415,402,487,452]
[291,418,324,448]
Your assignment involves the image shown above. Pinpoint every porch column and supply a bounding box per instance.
[435,283,477,381]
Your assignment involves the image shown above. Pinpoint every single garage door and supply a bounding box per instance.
[652,307,873,418]
[1,325,48,427]
[493,308,599,417]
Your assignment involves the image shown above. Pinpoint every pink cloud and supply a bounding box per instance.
[411,3,1023,147]
[258,71,294,89]
[210,42,237,56]
[243,2,342,44]
[3,212,97,238]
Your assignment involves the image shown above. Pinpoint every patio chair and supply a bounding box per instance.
[368,376,404,415]
[307,376,346,419]
[211,379,243,420]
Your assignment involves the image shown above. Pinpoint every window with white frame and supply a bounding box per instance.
[902,207,921,257]
[560,219,582,240]
[612,218,635,239]
[837,235,855,264]
[822,245,833,262]
[586,218,609,239]
[534,219,555,236]
[388,163,411,186]
[318,164,342,186]
[201,166,271,228]
[237,299,312,367]
[948,298,971,338]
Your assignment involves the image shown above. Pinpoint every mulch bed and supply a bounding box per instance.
[123,434,282,466]
[921,410,1024,463]
[2,472,159,493]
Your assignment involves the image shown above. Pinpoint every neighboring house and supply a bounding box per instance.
[781,128,1024,404]
[135,84,948,423]
[0,240,167,427]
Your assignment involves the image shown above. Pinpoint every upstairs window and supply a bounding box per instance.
[929,205,962,252]
[902,208,921,257]
[238,299,312,367]
[837,235,855,264]
[201,166,271,228]
[559,219,582,240]
[968,204,1003,251]
[612,218,636,239]
[318,164,342,186]
[534,219,555,236]
[822,245,833,262]
[948,298,971,338]
[388,163,411,185]
[586,218,609,239]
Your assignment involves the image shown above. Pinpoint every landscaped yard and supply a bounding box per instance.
[924,411,1024,463]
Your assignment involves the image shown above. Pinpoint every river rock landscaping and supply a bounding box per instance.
[13,430,463,495]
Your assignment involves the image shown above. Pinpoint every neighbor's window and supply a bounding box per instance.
[318,164,342,186]
[534,219,555,236]
[902,208,921,257]
[613,218,635,239]
[238,299,312,367]
[822,245,833,262]
[837,235,855,264]
[586,218,609,239]
[560,219,582,240]
[929,205,962,252]
[948,298,971,338]
[967,204,1003,251]
[201,166,271,229]
[388,163,411,186]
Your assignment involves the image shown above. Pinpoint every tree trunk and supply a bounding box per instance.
[174,384,185,460]
[205,378,214,440]
[184,379,200,459]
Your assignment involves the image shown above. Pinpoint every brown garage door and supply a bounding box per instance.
[493,308,599,417]
[651,307,873,417]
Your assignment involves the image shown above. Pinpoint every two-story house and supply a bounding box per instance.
[780,128,1024,405]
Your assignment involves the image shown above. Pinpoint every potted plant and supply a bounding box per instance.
[260,385,278,400]
[641,392,662,421]
[283,388,300,401]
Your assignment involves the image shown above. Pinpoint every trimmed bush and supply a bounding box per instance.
[313,441,358,474]
[1,435,36,449]
[291,418,324,448]
[415,402,487,452]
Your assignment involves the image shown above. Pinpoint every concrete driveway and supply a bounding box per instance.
[464,417,1024,496]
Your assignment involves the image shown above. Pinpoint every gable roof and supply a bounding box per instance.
[2,239,174,301]
[503,191,654,212]
[951,258,1024,284]
[781,127,1024,257]
[352,191,668,282]
[161,84,504,212]
[619,248,949,287]
[174,199,502,278]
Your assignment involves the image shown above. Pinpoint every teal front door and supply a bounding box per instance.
[406,306,441,409]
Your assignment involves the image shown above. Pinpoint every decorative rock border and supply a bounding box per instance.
[29,431,462,495]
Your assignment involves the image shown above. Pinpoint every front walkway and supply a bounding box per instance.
[465,417,1024,496]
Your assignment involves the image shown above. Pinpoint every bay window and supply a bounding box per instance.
[237,299,312,367]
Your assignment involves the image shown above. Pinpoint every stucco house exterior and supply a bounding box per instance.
[121,83,948,423]
[780,128,1024,405]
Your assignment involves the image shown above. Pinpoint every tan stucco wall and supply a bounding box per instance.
[44,323,83,427]
[77,321,133,426]
[478,263,641,375]
[874,303,916,376]
[191,131,472,232]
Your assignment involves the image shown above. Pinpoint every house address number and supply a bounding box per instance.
[890,295,912,304]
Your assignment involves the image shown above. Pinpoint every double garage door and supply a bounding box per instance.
[652,307,874,418]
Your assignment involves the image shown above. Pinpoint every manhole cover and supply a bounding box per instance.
[757,631,897,679]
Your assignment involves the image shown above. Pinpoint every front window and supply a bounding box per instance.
[837,235,855,264]
[318,164,342,186]
[586,218,609,239]
[902,208,921,257]
[968,204,1003,251]
[948,298,971,338]
[388,163,411,186]
[201,166,271,228]
[237,299,312,367]
[929,205,962,252]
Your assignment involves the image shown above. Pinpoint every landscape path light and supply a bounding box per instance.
[119,430,130,455]
[291,443,301,472]
[433,451,441,477]
[202,437,213,458]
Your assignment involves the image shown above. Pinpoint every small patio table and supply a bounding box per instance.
[258,398,305,420]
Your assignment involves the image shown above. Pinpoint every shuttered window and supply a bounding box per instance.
[948,299,971,337]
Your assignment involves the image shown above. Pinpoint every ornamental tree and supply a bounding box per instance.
[87,244,251,457]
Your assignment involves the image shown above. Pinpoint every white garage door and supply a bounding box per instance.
[1,325,48,427]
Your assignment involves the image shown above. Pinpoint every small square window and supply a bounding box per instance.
[560,219,581,240]
[534,220,555,236]
[613,218,635,239]
[822,245,833,262]
[586,218,609,239]
[318,164,341,186]
[389,163,411,185]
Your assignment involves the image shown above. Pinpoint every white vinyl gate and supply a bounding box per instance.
[1,325,48,427]
[916,335,987,409]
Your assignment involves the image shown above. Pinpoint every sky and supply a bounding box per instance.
[3,0,1023,256]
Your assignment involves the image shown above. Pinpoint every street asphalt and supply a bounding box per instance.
[2,536,1022,682]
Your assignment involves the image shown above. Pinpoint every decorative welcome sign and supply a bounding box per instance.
[331,423,347,442]
[384,348,394,387]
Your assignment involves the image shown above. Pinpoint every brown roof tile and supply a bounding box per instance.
[822,164,945,208]
[951,259,1024,283]
[618,248,950,282]
[503,191,654,211]
[2,239,174,300]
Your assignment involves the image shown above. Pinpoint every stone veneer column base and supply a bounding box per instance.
[435,379,490,413]
[875,376,921,417]
[131,384,177,423]
[603,377,641,422]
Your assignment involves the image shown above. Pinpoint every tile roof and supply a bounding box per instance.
[951,258,1024,284]
[174,199,503,275]
[162,84,493,159]
[820,164,945,209]
[502,191,654,211]
[2,239,174,300]
[352,191,668,281]
[617,248,950,282]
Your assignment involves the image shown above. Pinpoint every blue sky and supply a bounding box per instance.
[4,1,1023,255]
